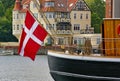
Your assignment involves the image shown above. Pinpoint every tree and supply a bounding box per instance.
[0,1,5,17]
[91,13,101,33]
[85,0,94,6]
[0,0,17,42]
[0,0,15,10]
[85,0,105,33]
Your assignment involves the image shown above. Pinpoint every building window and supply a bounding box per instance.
[45,2,54,7]
[40,14,43,18]
[49,14,52,18]
[80,14,83,19]
[58,38,64,45]
[17,24,19,30]
[53,13,55,18]
[86,24,88,29]
[79,38,85,45]
[46,24,49,30]
[74,24,80,30]
[17,14,19,19]
[74,13,76,19]
[46,12,54,18]
[86,14,88,19]
[77,1,85,10]
[47,37,52,44]
[67,13,70,18]
[21,24,23,28]
[53,24,54,28]
[13,14,15,19]
[74,39,77,44]
[33,3,36,8]
[61,13,64,18]
[97,38,100,44]
[21,14,23,19]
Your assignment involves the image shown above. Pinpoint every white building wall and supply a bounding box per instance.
[12,11,24,39]
[12,0,92,45]
[71,11,91,34]
[73,34,101,48]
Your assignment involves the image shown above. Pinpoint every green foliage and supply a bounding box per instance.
[5,6,13,22]
[85,0,94,6]
[0,0,18,42]
[0,2,5,17]
[85,0,105,33]
[45,43,52,46]
[0,0,15,10]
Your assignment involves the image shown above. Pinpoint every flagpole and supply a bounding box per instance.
[18,10,48,61]
[28,0,55,44]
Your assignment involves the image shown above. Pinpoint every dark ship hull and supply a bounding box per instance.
[48,52,120,81]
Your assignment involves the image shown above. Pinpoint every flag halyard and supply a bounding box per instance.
[18,10,48,61]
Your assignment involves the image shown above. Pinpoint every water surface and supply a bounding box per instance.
[0,55,54,81]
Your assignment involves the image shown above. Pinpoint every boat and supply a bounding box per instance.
[48,52,120,81]
[47,18,120,81]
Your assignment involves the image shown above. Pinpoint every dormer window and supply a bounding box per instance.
[69,3,73,7]
[76,1,85,10]
[58,4,60,7]
[61,4,64,7]
[57,3,64,7]
[45,2,54,7]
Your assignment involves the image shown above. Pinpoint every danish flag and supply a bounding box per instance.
[18,10,48,61]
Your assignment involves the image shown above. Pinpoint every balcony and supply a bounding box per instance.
[80,28,94,34]
[55,18,71,22]
[56,22,72,34]
[56,30,72,34]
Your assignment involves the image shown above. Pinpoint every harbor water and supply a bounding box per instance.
[0,55,54,81]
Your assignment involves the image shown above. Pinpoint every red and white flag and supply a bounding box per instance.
[18,10,48,61]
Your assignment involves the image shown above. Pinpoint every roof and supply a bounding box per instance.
[42,7,55,12]
[20,9,28,13]
[55,0,68,12]
[67,0,78,11]
[44,0,55,1]
[14,0,90,12]
[21,0,31,5]
[41,0,78,12]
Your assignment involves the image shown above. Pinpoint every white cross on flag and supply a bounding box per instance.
[18,10,48,61]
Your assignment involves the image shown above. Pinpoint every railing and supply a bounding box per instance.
[80,28,94,34]
[45,38,120,56]
[56,30,72,34]
[55,18,71,22]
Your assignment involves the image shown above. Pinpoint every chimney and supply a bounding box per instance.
[13,0,21,11]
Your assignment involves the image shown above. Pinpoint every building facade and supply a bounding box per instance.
[12,0,93,45]
[106,0,120,18]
